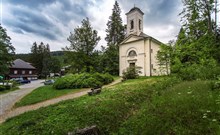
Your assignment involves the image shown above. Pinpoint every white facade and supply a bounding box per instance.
[119,7,168,76]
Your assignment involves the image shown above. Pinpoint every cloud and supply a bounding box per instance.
[2,0,183,53]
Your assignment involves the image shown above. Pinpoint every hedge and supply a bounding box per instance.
[53,73,114,90]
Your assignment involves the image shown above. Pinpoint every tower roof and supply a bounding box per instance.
[126,7,144,15]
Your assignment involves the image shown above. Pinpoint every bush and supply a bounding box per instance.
[122,66,139,81]
[177,61,220,81]
[210,76,220,90]
[5,85,11,90]
[102,73,114,84]
[53,73,114,90]
[0,85,5,91]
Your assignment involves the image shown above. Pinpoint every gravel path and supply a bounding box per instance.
[0,78,121,123]
[0,80,44,116]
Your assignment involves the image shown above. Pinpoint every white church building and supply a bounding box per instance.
[119,7,167,76]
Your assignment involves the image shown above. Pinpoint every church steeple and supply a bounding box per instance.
[126,6,144,36]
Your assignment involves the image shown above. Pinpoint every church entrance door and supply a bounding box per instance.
[129,63,135,67]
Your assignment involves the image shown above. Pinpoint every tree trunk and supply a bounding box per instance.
[204,0,212,33]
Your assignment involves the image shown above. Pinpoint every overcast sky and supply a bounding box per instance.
[2,0,184,54]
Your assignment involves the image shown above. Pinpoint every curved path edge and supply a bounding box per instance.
[0,78,122,124]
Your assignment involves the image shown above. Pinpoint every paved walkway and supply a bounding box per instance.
[0,80,44,116]
[0,78,121,123]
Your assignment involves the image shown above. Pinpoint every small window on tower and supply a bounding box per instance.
[130,20,134,30]
[139,19,141,30]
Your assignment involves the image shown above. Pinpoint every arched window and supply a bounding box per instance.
[130,20,134,30]
[139,19,141,30]
[128,50,137,57]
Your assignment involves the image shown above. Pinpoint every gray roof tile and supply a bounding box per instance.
[11,59,36,69]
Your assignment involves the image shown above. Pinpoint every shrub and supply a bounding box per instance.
[5,85,11,90]
[0,85,5,91]
[122,66,139,81]
[210,76,220,90]
[177,62,220,81]
[53,73,114,90]
[102,73,114,84]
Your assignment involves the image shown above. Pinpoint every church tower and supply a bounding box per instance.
[126,6,144,36]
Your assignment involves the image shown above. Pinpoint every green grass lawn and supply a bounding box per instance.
[1,77,220,135]
[15,77,120,107]
[14,85,83,107]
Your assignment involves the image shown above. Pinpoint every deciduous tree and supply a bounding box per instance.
[67,18,100,73]
[0,24,15,76]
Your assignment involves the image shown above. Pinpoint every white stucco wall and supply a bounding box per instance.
[119,37,168,76]
[119,40,145,76]
[150,40,161,76]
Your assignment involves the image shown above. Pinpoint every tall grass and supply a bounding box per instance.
[1,77,219,134]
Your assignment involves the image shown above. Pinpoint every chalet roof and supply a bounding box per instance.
[11,59,36,69]
[126,7,144,15]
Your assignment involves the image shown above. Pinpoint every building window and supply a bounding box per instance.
[128,50,137,57]
[29,71,32,74]
[130,20,134,30]
[22,70,25,74]
[139,19,141,30]
[14,70,18,74]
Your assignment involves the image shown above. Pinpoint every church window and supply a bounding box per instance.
[139,19,141,30]
[128,50,137,57]
[130,20,134,30]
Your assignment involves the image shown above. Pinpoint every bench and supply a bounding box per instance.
[88,87,102,96]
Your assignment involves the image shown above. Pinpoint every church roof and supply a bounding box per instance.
[11,59,36,69]
[126,7,144,15]
[139,32,150,38]
[120,32,162,45]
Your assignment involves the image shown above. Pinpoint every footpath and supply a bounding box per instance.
[0,78,121,123]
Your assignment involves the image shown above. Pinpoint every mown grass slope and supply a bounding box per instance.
[15,85,82,107]
[1,77,220,135]
[117,81,220,134]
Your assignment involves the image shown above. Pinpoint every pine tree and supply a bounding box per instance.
[105,1,125,45]
[67,18,101,73]
[0,24,15,76]
[180,0,216,40]
[30,42,51,78]
[175,27,188,46]
[103,1,125,75]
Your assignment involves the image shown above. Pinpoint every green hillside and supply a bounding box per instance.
[1,77,219,134]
